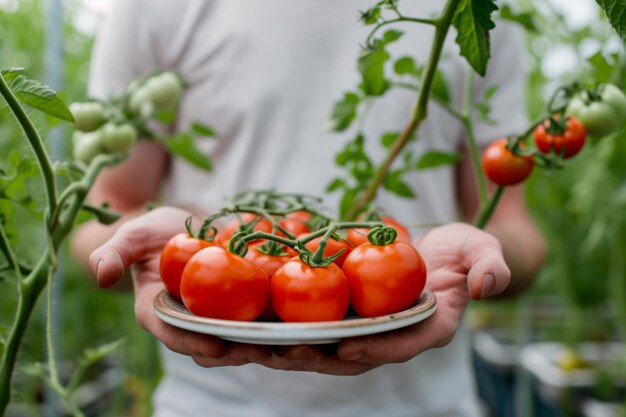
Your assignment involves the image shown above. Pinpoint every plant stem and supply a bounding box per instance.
[0,222,21,280]
[0,73,57,217]
[346,0,462,220]
[366,17,438,45]
[475,186,504,229]
[0,256,49,415]
[460,72,489,206]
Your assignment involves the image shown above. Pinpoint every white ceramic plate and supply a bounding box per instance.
[154,290,437,345]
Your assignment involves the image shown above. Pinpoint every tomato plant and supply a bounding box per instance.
[566,84,626,138]
[216,213,275,247]
[159,233,214,301]
[101,123,138,153]
[534,116,587,159]
[181,246,269,321]
[270,258,350,322]
[342,233,427,317]
[482,139,534,186]
[69,101,105,132]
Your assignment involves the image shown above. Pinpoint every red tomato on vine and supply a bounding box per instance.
[342,241,427,318]
[216,213,274,248]
[159,233,214,301]
[482,139,534,186]
[534,116,586,159]
[180,246,269,321]
[271,259,350,322]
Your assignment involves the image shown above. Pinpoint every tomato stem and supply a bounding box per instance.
[475,186,504,229]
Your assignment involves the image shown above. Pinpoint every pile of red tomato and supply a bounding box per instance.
[159,211,427,323]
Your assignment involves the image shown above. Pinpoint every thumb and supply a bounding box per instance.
[89,222,151,289]
[465,234,511,300]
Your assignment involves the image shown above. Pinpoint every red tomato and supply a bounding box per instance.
[303,235,352,267]
[534,116,586,159]
[278,217,310,236]
[482,139,534,186]
[342,241,427,317]
[346,216,412,247]
[180,246,269,321]
[271,259,350,322]
[287,210,312,222]
[159,233,213,301]
[245,243,291,321]
[216,213,274,248]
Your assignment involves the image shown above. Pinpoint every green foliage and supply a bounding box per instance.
[327,92,360,132]
[416,150,461,169]
[499,4,537,32]
[596,0,626,41]
[359,30,403,96]
[166,133,213,171]
[452,0,498,76]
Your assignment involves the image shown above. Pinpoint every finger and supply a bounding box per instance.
[337,308,457,364]
[191,343,273,368]
[463,232,511,300]
[89,221,152,288]
[134,279,225,358]
[275,345,376,375]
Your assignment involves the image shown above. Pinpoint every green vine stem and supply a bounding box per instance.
[0,222,22,280]
[345,0,462,220]
[365,16,438,46]
[0,153,123,415]
[474,186,504,229]
[0,73,57,218]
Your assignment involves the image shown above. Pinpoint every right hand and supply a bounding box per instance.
[89,207,270,364]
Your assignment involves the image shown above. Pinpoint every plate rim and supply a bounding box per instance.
[153,289,437,342]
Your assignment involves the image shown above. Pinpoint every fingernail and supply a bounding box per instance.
[481,273,496,298]
[95,258,103,276]
[344,351,363,361]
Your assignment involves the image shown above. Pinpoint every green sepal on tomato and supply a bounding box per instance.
[482,139,534,186]
[159,233,214,301]
[302,234,352,267]
[216,213,274,248]
[271,258,350,322]
[180,246,269,321]
[245,242,292,321]
[566,84,626,138]
[346,216,411,247]
[342,240,427,318]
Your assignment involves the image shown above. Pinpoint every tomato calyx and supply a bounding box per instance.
[367,225,397,246]
[540,115,568,136]
[255,240,291,257]
[184,215,218,244]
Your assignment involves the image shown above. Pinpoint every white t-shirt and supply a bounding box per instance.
[90,1,527,416]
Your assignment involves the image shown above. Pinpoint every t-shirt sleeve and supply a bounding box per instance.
[471,22,529,146]
[88,0,156,99]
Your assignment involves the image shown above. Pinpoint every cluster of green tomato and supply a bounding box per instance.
[71,71,183,164]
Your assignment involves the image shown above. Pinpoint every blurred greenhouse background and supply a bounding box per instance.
[0,0,625,416]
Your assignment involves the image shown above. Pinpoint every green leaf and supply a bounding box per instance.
[326,177,346,192]
[394,56,418,75]
[587,51,617,84]
[154,110,176,124]
[453,0,498,77]
[359,30,402,96]
[339,187,360,220]
[166,133,212,171]
[416,150,461,169]
[1,71,74,122]
[192,122,217,138]
[499,5,537,32]
[432,70,451,104]
[360,7,381,25]
[596,0,626,41]
[381,131,400,148]
[475,84,499,123]
[327,92,360,132]
[383,171,415,198]
[0,68,24,83]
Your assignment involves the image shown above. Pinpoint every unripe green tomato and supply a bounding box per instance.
[129,86,154,117]
[73,130,104,164]
[566,84,626,138]
[144,72,183,109]
[69,102,106,132]
[101,123,138,153]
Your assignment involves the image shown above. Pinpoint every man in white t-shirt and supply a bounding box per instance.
[73,1,546,416]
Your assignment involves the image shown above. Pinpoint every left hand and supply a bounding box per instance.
[192,222,511,375]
